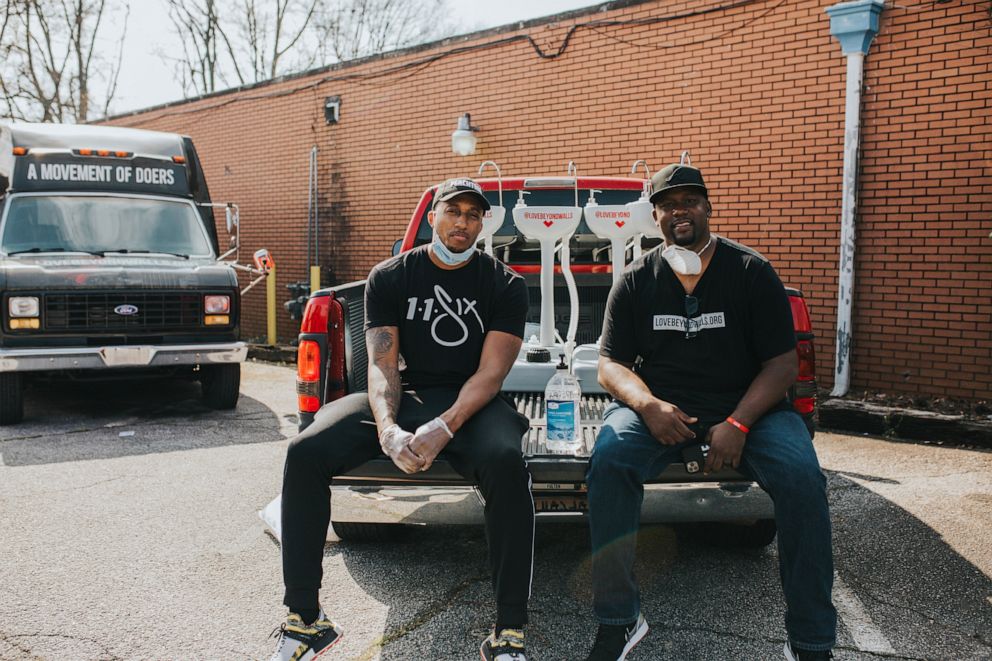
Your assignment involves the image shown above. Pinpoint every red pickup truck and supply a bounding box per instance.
[293,175,817,546]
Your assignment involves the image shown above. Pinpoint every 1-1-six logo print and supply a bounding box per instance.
[407,285,484,347]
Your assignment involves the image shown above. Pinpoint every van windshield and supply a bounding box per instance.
[1,195,213,257]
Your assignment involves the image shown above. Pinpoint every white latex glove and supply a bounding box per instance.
[408,417,454,472]
[379,424,424,474]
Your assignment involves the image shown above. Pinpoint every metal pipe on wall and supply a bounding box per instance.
[308,146,321,293]
[826,0,884,397]
[832,51,864,398]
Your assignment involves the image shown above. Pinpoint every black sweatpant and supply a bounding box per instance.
[281,387,535,625]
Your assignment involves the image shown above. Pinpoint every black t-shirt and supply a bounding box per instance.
[365,245,528,389]
[600,236,796,426]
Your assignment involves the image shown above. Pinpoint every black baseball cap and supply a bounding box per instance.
[432,178,491,211]
[649,164,708,204]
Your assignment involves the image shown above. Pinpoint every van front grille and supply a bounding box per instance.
[43,292,203,333]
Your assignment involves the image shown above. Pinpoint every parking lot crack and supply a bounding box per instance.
[831,649,929,660]
[35,475,128,494]
[666,623,778,644]
[0,630,39,661]
[353,570,489,661]
[841,577,991,649]
[0,631,122,661]
[903,469,991,480]
[0,426,107,442]
[842,469,989,482]
[651,626,932,660]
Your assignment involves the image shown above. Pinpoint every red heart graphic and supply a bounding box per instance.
[615,220,626,228]
[543,220,554,227]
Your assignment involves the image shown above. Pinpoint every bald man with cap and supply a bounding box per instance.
[582,162,836,661]
[269,178,535,661]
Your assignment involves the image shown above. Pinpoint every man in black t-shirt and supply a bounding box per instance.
[583,163,836,661]
[269,179,534,661]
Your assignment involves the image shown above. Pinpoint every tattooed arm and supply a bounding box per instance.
[366,325,424,473]
[366,325,402,432]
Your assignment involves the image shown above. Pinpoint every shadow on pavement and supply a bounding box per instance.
[322,472,992,660]
[0,377,287,466]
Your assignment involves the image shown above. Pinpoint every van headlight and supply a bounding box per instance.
[204,295,231,314]
[8,296,40,329]
[8,296,39,318]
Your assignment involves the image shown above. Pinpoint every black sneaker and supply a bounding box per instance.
[784,642,834,661]
[480,627,527,660]
[585,613,648,661]
[268,610,343,661]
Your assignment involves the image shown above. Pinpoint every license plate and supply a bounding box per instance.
[533,483,587,492]
[534,495,588,513]
[99,346,154,367]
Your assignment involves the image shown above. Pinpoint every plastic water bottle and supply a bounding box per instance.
[545,354,582,454]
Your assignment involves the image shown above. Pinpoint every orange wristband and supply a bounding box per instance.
[726,416,750,434]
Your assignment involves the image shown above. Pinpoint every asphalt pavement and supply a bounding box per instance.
[0,361,989,660]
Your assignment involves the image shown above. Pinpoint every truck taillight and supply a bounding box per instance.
[297,340,321,413]
[793,339,817,416]
[300,295,329,333]
[788,294,812,334]
[797,339,816,380]
[298,340,320,381]
[296,293,346,414]
[297,296,328,413]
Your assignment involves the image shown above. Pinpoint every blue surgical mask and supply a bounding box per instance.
[432,230,476,266]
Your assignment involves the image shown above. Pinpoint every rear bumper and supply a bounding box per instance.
[330,475,774,525]
[331,482,775,525]
[0,342,246,372]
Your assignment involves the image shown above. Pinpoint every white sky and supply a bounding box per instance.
[110,0,598,115]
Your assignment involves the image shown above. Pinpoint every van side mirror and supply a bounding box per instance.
[392,239,402,256]
[225,205,239,233]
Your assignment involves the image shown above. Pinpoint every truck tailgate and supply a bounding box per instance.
[335,392,749,485]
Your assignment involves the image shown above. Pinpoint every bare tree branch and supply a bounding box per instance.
[223,0,317,84]
[0,0,127,122]
[166,0,227,97]
[0,2,14,47]
[311,0,455,65]
[100,2,128,116]
[271,0,317,78]
[162,0,459,98]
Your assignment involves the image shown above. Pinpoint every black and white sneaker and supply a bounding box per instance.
[480,627,527,660]
[784,642,833,660]
[268,610,343,661]
[585,613,648,661]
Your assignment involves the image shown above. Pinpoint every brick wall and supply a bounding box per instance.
[106,0,992,401]
[855,0,991,400]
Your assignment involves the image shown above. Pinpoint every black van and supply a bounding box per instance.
[0,122,253,424]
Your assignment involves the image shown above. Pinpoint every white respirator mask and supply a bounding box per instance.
[661,235,713,275]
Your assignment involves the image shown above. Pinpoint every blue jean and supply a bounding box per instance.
[587,403,837,651]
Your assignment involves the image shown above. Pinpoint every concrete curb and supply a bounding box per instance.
[247,344,296,363]
[819,399,992,449]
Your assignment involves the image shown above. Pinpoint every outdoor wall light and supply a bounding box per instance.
[451,112,478,156]
[324,96,341,124]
